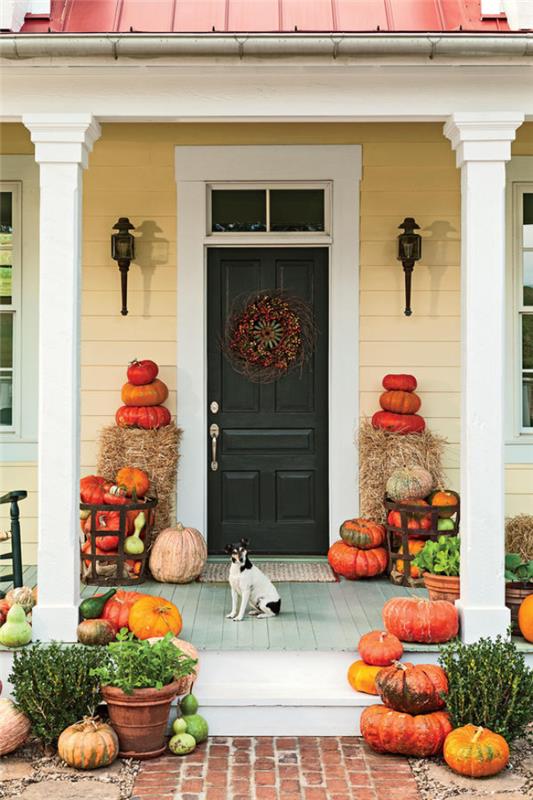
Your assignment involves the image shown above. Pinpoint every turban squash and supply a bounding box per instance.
[358,630,403,666]
[339,518,385,550]
[383,597,459,644]
[375,661,448,714]
[361,705,452,757]
[327,541,387,580]
[443,725,509,778]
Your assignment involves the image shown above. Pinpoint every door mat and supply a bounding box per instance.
[198,561,337,583]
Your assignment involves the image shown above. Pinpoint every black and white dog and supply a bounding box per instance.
[224,539,281,622]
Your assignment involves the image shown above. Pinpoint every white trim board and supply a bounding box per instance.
[175,145,361,549]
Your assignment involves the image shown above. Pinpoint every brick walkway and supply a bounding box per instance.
[131,736,422,800]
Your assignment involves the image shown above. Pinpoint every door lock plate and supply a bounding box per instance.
[210,401,219,414]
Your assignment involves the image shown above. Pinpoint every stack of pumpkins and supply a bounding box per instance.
[115,359,171,430]
[327,519,388,580]
[372,374,425,434]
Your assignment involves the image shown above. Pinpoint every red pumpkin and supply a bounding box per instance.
[375,662,448,713]
[361,705,452,757]
[328,540,387,580]
[127,358,159,386]
[382,374,417,392]
[121,379,168,407]
[383,597,459,644]
[387,503,431,534]
[81,540,110,567]
[102,485,128,505]
[101,589,147,632]
[83,510,130,551]
[115,405,171,430]
[115,467,150,499]
[339,518,385,550]
[358,630,403,666]
[379,390,421,415]
[372,411,425,434]
[80,475,110,505]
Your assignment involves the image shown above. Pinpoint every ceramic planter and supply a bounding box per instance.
[101,680,181,759]
[422,573,460,603]
[505,582,532,634]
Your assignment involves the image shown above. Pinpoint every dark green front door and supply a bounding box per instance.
[207,247,329,555]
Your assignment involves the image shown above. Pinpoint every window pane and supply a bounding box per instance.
[270,189,325,232]
[524,193,533,247]
[0,192,12,245]
[211,190,266,232]
[524,251,533,305]
[0,313,13,369]
[0,373,12,426]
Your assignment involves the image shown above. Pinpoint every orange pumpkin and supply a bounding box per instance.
[429,490,459,518]
[443,725,509,778]
[149,523,207,584]
[396,539,425,578]
[128,595,183,640]
[360,705,452,757]
[383,597,459,644]
[121,379,169,407]
[347,660,382,695]
[379,390,421,415]
[358,630,404,666]
[375,662,448,714]
[115,467,150,498]
[518,593,533,642]
[382,374,417,392]
[327,541,387,580]
[372,410,425,434]
[339,518,385,550]
[58,717,119,770]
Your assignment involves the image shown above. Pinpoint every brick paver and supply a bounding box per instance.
[131,737,421,800]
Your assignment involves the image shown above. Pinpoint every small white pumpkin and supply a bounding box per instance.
[6,586,35,614]
[386,466,434,502]
[0,698,31,756]
[149,523,207,584]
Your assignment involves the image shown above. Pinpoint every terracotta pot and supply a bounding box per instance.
[506,582,533,634]
[422,573,460,604]
[101,680,181,759]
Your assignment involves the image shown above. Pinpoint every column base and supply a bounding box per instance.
[31,604,79,643]
[456,600,510,644]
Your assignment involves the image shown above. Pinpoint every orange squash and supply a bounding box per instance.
[339,518,385,550]
[361,705,452,757]
[327,541,387,580]
[115,467,150,498]
[379,390,421,415]
[347,660,382,695]
[128,595,183,640]
[518,593,533,642]
[121,379,168,407]
[396,539,425,578]
[429,490,459,518]
[443,725,509,778]
[358,630,403,666]
[375,662,448,714]
[58,717,119,770]
[383,597,459,644]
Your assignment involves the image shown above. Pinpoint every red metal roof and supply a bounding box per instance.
[20,0,511,34]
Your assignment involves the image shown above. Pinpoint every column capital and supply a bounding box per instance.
[22,113,101,168]
[443,112,524,167]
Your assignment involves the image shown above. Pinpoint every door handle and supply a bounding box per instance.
[209,423,220,471]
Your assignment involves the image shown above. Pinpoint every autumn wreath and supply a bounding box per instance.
[223,291,317,383]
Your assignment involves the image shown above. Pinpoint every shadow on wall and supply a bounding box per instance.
[132,219,170,317]
[422,219,460,318]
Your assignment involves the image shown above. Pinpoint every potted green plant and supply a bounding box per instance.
[505,553,533,634]
[412,535,460,602]
[91,631,197,759]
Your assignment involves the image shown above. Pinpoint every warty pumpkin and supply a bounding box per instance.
[383,597,459,644]
[360,705,452,757]
[339,518,385,550]
[121,378,169,407]
[386,467,434,502]
[5,586,35,614]
[128,595,183,640]
[358,630,403,666]
[382,374,418,392]
[149,523,207,584]
[379,390,421,415]
[375,661,448,714]
[0,698,31,756]
[327,541,387,580]
[443,725,509,778]
[347,660,382,695]
[518,593,533,642]
[115,404,171,430]
[372,410,425,434]
[58,717,119,770]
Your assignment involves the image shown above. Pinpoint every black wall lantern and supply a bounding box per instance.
[111,217,136,316]
[397,217,422,317]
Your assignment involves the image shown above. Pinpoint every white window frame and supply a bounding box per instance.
[0,181,21,434]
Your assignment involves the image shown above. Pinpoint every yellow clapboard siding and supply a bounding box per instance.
[361,341,460,366]
[83,291,177,317]
[83,239,177,267]
[360,216,460,242]
[83,266,176,293]
[0,492,38,518]
[82,365,177,390]
[0,123,34,154]
[86,165,176,191]
[362,166,460,191]
[22,543,37,564]
[360,391,460,418]
[361,291,460,316]
[82,340,177,366]
[360,317,460,343]
[83,190,176,217]
[362,191,460,217]
[0,463,38,492]
[360,366,460,393]
[81,316,177,341]
[362,142,456,167]
[83,215,177,242]
[506,495,533,516]
[360,265,459,292]
[505,465,533,495]
[81,390,177,417]
[361,239,460,268]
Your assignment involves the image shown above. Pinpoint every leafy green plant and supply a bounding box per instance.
[505,553,533,583]
[412,535,460,576]
[9,642,106,745]
[90,630,197,695]
[439,635,533,742]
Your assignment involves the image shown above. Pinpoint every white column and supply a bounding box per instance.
[22,114,101,642]
[444,112,523,643]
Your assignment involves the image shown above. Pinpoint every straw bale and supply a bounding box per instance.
[505,514,533,561]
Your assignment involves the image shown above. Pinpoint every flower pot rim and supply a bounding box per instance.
[101,679,183,699]
[505,580,533,588]
[422,571,460,580]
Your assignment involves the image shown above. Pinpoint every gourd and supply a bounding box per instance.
[443,725,509,778]
[386,467,434,502]
[124,511,146,556]
[347,660,382,695]
[149,523,207,584]
[6,586,35,614]
[58,717,119,770]
[115,405,171,430]
[128,595,183,640]
[375,662,448,714]
[327,541,387,580]
[379,390,421,415]
[77,619,116,646]
[382,374,417,392]
[429,490,459,518]
[121,379,169,407]
[339,519,385,550]
[0,698,31,756]
[358,630,403,666]
[396,539,425,578]
[518,594,533,642]
[127,358,159,386]
[383,597,459,644]
[0,604,32,647]
[360,705,452,757]
[372,411,425,434]
[115,467,150,498]
[101,589,147,632]
[79,588,116,620]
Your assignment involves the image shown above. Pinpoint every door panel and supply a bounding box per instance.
[207,247,329,555]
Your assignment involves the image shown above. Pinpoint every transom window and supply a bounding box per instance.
[0,183,20,430]
[208,183,330,235]
[519,188,533,429]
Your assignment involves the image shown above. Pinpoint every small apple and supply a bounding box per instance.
[437,518,455,532]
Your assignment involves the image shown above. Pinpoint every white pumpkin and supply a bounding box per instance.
[149,523,207,583]
[0,698,31,756]
[386,466,434,502]
[6,586,35,614]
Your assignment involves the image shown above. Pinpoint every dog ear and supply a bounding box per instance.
[240,538,250,548]
[224,544,233,554]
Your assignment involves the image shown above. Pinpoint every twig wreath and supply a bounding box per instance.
[223,290,317,383]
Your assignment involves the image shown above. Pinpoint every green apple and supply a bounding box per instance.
[437,518,455,532]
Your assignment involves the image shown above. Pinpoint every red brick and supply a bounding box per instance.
[180,779,204,793]
[255,770,276,785]
[254,757,275,769]
[326,778,349,792]
[206,770,227,786]
[277,737,298,749]
[304,789,328,800]
[281,779,301,792]
[256,788,278,800]
[303,771,323,785]
[279,765,299,779]
[231,779,251,794]
[206,789,228,800]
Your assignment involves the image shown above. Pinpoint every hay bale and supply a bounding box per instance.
[505,514,533,561]
[358,419,447,523]
[97,423,182,545]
